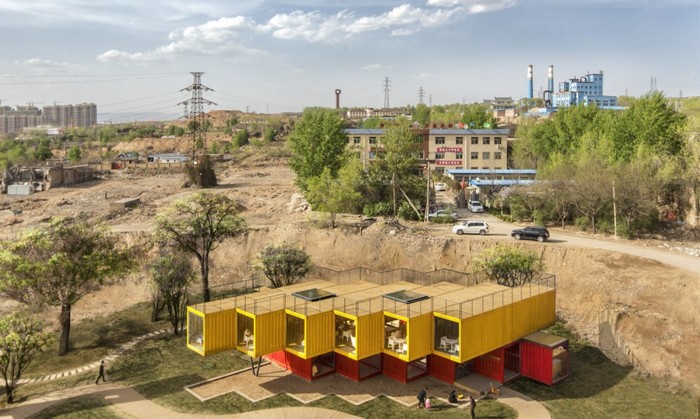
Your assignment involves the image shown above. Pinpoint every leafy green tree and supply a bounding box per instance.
[0,314,53,403]
[376,119,421,215]
[288,108,348,192]
[412,103,431,126]
[150,251,196,335]
[257,243,313,288]
[67,145,81,162]
[475,244,544,287]
[155,192,247,302]
[0,220,133,356]
[232,129,250,148]
[361,117,384,129]
[305,157,363,228]
[460,103,497,128]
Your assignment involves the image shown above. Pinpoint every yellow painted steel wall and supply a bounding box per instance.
[203,309,237,355]
[357,312,384,359]
[251,310,286,358]
[458,290,556,363]
[511,291,556,338]
[407,312,433,361]
[305,311,335,359]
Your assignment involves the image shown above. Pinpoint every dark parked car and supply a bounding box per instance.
[511,226,550,242]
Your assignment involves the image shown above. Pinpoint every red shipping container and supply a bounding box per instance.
[474,347,504,383]
[382,353,408,383]
[521,332,569,386]
[336,352,360,381]
[427,354,455,384]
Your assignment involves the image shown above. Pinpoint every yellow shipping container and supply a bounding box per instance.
[235,308,286,358]
[299,311,334,359]
[186,305,236,356]
[406,312,433,362]
[357,311,384,359]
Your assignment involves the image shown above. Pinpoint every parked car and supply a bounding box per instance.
[428,209,458,221]
[467,201,484,213]
[511,226,550,242]
[434,182,447,191]
[452,220,489,235]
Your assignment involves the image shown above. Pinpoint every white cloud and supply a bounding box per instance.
[427,0,516,13]
[19,58,72,69]
[361,63,384,71]
[96,1,515,62]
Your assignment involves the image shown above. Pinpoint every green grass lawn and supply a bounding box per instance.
[506,323,698,419]
[4,304,698,418]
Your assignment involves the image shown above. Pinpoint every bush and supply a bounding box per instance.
[398,201,422,221]
[575,216,591,231]
[532,209,549,226]
[510,203,530,222]
[363,202,392,217]
[431,215,456,224]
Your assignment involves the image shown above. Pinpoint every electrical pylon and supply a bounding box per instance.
[178,72,217,160]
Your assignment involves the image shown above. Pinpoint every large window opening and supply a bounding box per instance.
[359,354,382,380]
[335,315,357,355]
[434,317,460,356]
[313,352,336,377]
[384,316,407,355]
[407,357,428,381]
[188,312,203,349]
[504,343,520,381]
[237,313,254,351]
[553,346,569,383]
[286,314,305,352]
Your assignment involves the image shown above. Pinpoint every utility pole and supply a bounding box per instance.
[178,72,216,160]
[383,77,391,109]
[425,160,431,223]
[612,180,618,239]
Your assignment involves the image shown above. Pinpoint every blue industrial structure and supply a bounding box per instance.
[552,71,618,109]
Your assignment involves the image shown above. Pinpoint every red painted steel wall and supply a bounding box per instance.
[521,341,552,385]
[286,351,313,380]
[335,353,360,381]
[381,353,408,383]
[427,354,455,384]
[266,350,289,368]
[474,347,504,383]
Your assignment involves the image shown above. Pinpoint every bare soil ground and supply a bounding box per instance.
[1,141,699,396]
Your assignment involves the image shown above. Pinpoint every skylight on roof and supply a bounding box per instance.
[383,290,429,304]
[292,288,336,302]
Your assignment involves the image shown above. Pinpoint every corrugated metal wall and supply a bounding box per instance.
[335,352,360,381]
[521,340,552,385]
[286,351,313,380]
[381,353,408,383]
[474,347,504,383]
[305,311,334,359]
[427,353,455,383]
[252,310,286,358]
[266,350,289,368]
[458,291,556,363]
[407,313,433,361]
[203,309,236,355]
[357,312,384,359]
[512,291,556,338]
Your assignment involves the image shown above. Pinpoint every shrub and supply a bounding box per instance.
[398,201,421,221]
[510,203,530,222]
[363,202,392,217]
[575,216,591,231]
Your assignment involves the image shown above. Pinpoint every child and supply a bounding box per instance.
[425,397,432,410]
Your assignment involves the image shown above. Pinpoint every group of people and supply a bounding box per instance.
[417,387,476,418]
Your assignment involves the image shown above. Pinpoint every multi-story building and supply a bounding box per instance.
[345,128,510,173]
[552,72,617,108]
[186,268,569,388]
[0,103,97,136]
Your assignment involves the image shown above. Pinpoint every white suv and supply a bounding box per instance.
[452,221,489,235]
[468,201,484,213]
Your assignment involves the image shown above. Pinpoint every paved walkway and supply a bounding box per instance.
[0,327,550,419]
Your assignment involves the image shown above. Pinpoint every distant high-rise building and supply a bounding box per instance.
[0,102,97,136]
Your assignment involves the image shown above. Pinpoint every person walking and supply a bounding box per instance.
[416,387,427,409]
[469,395,477,419]
[95,360,106,384]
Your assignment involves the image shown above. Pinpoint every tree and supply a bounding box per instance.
[0,220,133,356]
[258,243,313,288]
[0,314,53,403]
[232,129,250,148]
[150,252,196,335]
[377,119,421,215]
[305,157,363,228]
[412,103,431,126]
[155,192,247,302]
[67,145,81,162]
[475,244,544,287]
[460,103,497,128]
[288,108,348,192]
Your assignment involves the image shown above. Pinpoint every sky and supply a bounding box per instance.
[1,0,699,122]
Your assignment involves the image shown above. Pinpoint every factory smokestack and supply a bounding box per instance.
[527,65,533,99]
[335,89,342,109]
[548,65,554,93]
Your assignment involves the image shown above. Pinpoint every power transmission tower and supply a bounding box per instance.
[178,72,216,160]
[418,87,425,105]
[383,77,391,109]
